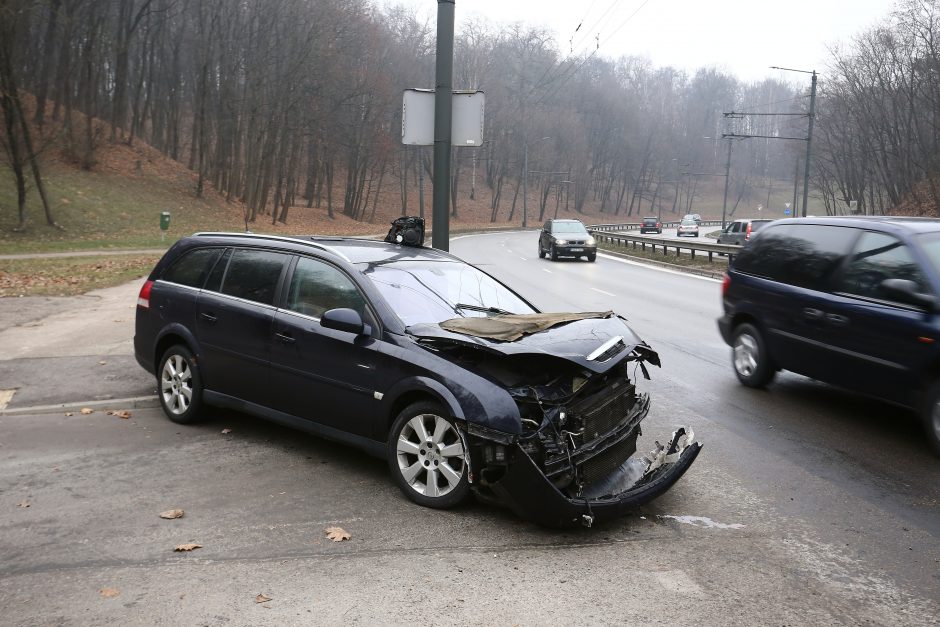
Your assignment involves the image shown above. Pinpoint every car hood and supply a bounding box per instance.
[407,314,657,374]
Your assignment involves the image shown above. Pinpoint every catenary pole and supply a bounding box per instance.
[432,0,455,251]
[802,71,817,217]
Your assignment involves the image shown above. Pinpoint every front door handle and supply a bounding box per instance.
[275,331,296,344]
[826,313,849,326]
[200,312,217,323]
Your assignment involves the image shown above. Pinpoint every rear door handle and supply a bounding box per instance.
[826,313,849,326]
[275,331,296,344]
[802,307,824,320]
[200,312,217,323]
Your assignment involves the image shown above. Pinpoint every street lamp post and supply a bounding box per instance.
[771,66,818,217]
[523,136,551,228]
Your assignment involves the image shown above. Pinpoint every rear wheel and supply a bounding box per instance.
[388,402,470,508]
[731,323,775,387]
[921,382,940,456]
[158,345,204,424]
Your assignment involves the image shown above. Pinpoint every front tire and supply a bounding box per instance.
[538,242,545,259]
[158,344,204,424]
[731,323,775,387]
[587,253,596,262]
[388,402,470,509]
[920,382,940,456]
[550,244,558,261]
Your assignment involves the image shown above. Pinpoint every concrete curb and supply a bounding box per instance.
[0,395,159,416]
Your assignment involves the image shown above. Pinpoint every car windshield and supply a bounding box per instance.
[681,219,696,226]
[363,260,537,326]
[552,222,588,234]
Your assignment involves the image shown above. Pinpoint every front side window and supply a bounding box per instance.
[836,231,927,301]
[365,260,537,326]
[286,257,370,321]
[219,249,288,306]
[162,248,222,288]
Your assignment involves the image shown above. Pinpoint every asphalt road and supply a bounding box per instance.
[0,231,937,625]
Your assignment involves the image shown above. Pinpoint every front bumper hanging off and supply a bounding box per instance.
[480,428,702,527]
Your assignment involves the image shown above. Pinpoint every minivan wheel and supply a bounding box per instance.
[921,382,940,456]
[550,244,558,261]
[388,402,469,509]
[731,323,775,387]
[158,345,204,424]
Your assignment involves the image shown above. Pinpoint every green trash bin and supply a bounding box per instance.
[160,211,171,231]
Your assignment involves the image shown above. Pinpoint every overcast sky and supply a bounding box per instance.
[380,0,897,82]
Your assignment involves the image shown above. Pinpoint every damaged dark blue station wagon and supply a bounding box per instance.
[135,233,700,526]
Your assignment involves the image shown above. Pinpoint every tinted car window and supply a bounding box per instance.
[203,248,231,293]
[286,257,370,321]
[162,248,222,288]
[916,231,940,278]
[750,220,770,233]
[219,249,288,306]
[643,218,657,225]
[729,222,741,233]
[734,224,856,290]
[836,231,927,300]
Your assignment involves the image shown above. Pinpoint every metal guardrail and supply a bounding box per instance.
[589,220,723,232]
[587,228,741,263]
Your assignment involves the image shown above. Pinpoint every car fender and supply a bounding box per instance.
[153,323,203,371]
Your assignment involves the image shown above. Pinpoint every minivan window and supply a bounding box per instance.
[162,247,222,288]
[219,249,288,306]
[836,231,927,300]
[286,256,370,321]
[734,224,856,290]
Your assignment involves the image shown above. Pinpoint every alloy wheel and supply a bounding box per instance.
[733,334,758,378]
[395,413,466,498]
[161,353,193,416]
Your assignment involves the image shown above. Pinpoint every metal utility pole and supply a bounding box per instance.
[431,0,455,251]
[720,138,733,230]
[802,71,817,217]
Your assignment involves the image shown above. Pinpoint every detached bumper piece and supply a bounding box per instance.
[485,428,701,527]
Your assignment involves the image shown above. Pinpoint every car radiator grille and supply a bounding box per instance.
[579,434,638,487]
[572,379,636,441]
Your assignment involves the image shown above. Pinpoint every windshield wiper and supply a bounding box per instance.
[454,303,512,315]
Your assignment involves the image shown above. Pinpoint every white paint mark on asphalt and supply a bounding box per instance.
[660,515,746,529]
[590,287,616,297]
[598,253,722,283]
[519,256,527,261]
[541,268,553,274]
[0,389,16,410]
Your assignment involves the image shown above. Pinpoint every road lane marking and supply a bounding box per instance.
[541,268,553,274]
[520,256,527,261]
[597,253,722,283]
[0,389,17,410]
[591,287,616,297]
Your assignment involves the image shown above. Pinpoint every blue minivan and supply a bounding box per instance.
[717,216,940,455]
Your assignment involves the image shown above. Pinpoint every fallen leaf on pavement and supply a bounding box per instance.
[221,428,232,434]
[99,361,107,365]
[99,587,120,598]
[173,543,202,552]
[255,593,273,604]
[108,410,132,419]
[325,526,351,542]
[64,412,73,416]
[17,500,30,508]
[80,408,94,415]
[159,509,184,519]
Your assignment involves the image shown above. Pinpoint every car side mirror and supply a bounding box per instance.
[880,279,936,311]
[321,308,370,335]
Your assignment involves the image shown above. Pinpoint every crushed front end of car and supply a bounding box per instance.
[411,314,702,527]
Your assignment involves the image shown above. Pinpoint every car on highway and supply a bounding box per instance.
[716,218,772,245]
[683,213,702,225]
[538,219,597,262]
[135,230,700,526]
[677,217,700,237]
[640,216,662,234]
[718,216,940,455]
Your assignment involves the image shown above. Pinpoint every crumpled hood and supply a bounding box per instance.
[407,314,656,373]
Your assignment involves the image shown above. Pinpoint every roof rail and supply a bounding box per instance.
[190,231,351,262]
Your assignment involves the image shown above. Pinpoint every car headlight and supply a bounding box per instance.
[586,237,596,246]
[555,239,569,245]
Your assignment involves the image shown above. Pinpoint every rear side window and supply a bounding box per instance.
[219,249,288,306]
[835,231,928,300]
[750,221,770,232]
[161,248,222,288]
[734,224,856,291]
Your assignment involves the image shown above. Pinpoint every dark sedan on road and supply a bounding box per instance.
[135,232,700,526]
[640,217,662,234]
[538,219,597,262]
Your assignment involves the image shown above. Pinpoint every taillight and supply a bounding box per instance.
[722,274,731,297]
[138,280,153,309]
[656,222,661,228]
[745,223,753,240]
